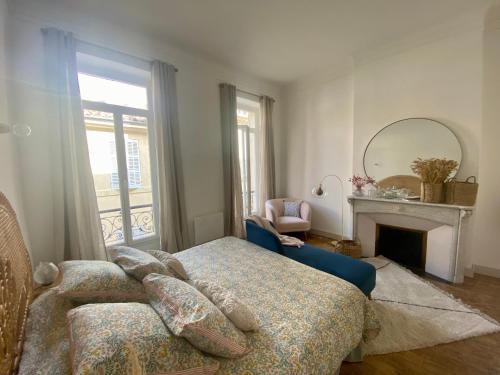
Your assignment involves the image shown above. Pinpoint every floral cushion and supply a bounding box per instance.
[18,289,74,375]
[145,250,189,280]
[143,273,249,358]
[191,279,259,331]
[67,303,220,375]
[54,260,147,303]
[283,200,301,217]
[108,246,169,281]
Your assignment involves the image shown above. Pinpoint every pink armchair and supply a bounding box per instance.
[265,199,312,235]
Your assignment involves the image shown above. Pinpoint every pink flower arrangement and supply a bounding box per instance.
[349,175,376,189]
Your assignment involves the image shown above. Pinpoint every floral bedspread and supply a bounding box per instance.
[176,237,379,375]
[18,237,378,375]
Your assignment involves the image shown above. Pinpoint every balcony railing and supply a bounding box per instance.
[99,204,155,245]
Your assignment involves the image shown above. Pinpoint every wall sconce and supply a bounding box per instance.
[0,123,32,137]
[311,174,345,244]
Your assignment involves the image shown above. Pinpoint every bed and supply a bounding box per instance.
[0,192,378,375]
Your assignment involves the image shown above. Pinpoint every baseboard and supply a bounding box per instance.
[464,266,475,278]
[473,264,500,279]
[310,229,346,241]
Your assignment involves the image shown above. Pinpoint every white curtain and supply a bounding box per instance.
[219,83,244,238]
[42,28,106,260]
[258,95,276,215]
[152,61,190,252]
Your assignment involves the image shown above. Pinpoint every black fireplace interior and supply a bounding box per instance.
[376,224,427,271]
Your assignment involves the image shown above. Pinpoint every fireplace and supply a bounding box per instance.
[349,196,473,283]
[375,224,427,272]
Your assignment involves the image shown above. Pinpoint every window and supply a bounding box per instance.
[79,66,159,247]
[109,139,141,190]
[126,139,142,188]
[236,95,261,216]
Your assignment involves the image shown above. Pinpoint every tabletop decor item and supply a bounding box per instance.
[349,175,376,196]
[444,176,478,206]
[376,186,409,200]
[334,239,362,259]
[33,262,59,286]
[410,158,458,203]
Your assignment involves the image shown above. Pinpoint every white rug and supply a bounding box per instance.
[361,256,500,355]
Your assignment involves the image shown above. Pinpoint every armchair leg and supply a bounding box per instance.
[304,231,309,241]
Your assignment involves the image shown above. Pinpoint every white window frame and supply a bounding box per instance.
[82,98,160,247]
[77,44,160,248]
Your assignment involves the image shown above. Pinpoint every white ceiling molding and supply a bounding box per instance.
[353,7,488,68]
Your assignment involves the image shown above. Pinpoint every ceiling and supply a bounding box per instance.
[11,0,495,83]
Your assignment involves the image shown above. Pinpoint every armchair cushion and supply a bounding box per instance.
[276,216,311,233]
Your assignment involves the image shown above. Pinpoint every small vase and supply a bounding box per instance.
[34,262,59,286]
[353,187,365,197]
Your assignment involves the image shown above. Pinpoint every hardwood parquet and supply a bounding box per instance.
[306,235,500,375]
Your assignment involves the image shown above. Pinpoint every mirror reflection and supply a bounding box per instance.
[364,118,462,182]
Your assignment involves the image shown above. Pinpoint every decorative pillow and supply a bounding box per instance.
[67,303,220,375]
[143,273,249,358]
[18,289,73,375]
[145,249,189,280]
[192,279,259,332]
[108,245,169,281]
[54,261,147,303]
[283,200,302,217]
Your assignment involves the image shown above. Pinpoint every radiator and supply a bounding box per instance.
[194,212,224,245]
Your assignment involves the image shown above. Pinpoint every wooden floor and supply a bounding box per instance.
[306,235,500,375]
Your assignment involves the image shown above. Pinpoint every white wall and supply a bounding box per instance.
[283,74,354,238]
[0,0,28,243]
[473,5,500,273]
[353,30,482,181]
[7,5,283,266]
[283,26,494,273]
[353,31,483,270]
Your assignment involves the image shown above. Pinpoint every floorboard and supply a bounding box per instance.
[306,235,500,375]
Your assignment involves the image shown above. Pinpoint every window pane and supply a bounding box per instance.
[84,109,124,246]
[78,73,148,110]
[237,97,261,215]
[238,127,250,215]
[250,130,257,214]
[123,115,156,240]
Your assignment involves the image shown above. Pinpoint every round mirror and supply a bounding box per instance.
[364,118,462,181]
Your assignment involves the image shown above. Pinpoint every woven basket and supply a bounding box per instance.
[421,183,444,203]
[334,240,362,258]
[445,176,478,206]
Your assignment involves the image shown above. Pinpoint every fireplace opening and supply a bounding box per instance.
[376,224,427,272]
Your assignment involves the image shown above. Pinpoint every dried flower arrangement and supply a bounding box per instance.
[349,175,376,189]
[410,158,458,183]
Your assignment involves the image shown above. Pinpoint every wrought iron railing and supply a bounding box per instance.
[99,204,154,245]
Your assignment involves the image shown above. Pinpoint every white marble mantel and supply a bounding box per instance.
[348,196,473,283]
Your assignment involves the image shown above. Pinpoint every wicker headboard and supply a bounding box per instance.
[0,193,33,375]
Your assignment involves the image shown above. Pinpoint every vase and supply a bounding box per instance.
[33,262,59,285]
[353,187,364,197]
[421,183,444,203]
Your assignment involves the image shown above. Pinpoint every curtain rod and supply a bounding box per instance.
[236,88,275,102]
[41,27,179,72]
